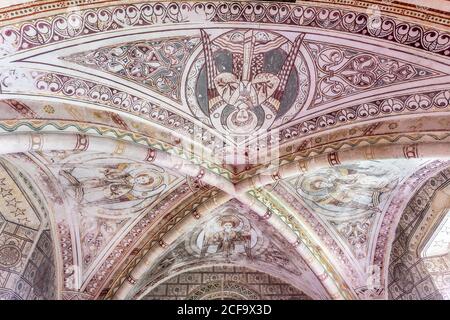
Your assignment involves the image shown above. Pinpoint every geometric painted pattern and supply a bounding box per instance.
[63,37,200,102]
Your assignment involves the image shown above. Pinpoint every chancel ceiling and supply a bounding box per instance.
[0,0,449,300]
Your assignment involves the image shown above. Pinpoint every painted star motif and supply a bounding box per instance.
[5,198,20,207]
[12,207,26,217]
[0,188,13,198]
[17,217,30,226]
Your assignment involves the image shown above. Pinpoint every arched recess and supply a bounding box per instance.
[0,157,59,299]
[141,265,312,300]
[387,166,450,299]
[124,199,329,300]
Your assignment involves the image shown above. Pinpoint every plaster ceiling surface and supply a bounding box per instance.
[0,0,449,300]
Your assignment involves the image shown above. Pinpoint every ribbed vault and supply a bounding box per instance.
[0,0,449,300]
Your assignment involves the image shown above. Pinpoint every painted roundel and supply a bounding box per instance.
[0,244,21,268]
[186,29,310,137]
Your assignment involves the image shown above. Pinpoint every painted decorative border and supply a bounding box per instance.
[0,2,449,58]
[1,0,450,28]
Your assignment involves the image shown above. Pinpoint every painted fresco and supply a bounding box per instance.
[0,0,449,301]
[291,160,426,220]
[39,151,179,219]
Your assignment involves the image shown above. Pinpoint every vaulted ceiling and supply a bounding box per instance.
[0,0,449,300]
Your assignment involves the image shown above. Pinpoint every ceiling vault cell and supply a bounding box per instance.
[0,0,449,300]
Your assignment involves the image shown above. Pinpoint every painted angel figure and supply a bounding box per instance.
[59,162,165,218]
[200,29,304,135]
[200,215,252,259]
